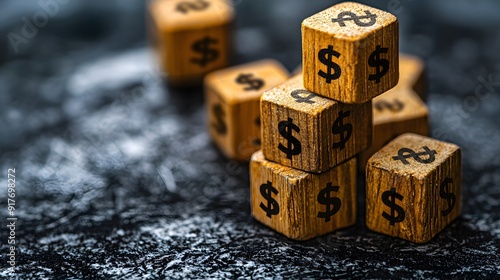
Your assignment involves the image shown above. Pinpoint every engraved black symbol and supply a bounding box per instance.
[382,187,405,226]
[236,73,264,91]
[260,180,279,218]
[212,104,226,135]
[191,36,219,67]
[332,11,377,27]
[440,177,456,217]
[368,45,389,84]
[317,183,342,222]
[278,118,302,159]
[291,89,318,104]
[318,45,342,84]
[374,99,404,112]
[332,110,352,150]
[392,146,437,165]
[176,0,209,13]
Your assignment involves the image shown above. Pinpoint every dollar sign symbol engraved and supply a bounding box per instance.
[211,104,227,135]
[368,45,389,84]
[236,73,265,91]
[382,187,406,226]
[278,118,302,159]
[191,36,219,67]
[392,146,437,165]
[331,11,377,27]
[317,183,342,222]
[318,45,342,84]
[332,110,352,150]
[253,116,261,146]
[440,177,456,216]
[374,99,404,112]
[291,89,318,104]
[259,181,279,218]
[176,0,209,13]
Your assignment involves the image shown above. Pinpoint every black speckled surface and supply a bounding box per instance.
[0,0,499,278]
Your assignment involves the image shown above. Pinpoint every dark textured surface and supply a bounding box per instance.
[0,0,499,278]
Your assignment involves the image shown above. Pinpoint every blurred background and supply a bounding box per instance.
[0,0,499,278]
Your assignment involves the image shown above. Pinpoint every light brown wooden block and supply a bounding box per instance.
[398,54,428,100]
[302,2,399,103]
[204,59,289,161]
[250,150,357,241]
[366,133,462,243]
[261,74,372,173]
[358,87,429,171]
[149,0,234,87]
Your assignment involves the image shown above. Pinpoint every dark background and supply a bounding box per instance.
[0,0,499,278]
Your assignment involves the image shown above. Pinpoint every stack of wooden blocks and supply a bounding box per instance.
[149,1,462,243]
[249,2,462,243]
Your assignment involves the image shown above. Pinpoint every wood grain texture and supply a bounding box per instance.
[358,87,429,171]
[302,2,399,103]
[204,59,289,161]
[366,133,462,243]
[250,150,357,241]
[261,74,372,173]
[149,0,234,87]
[397,53,428,100]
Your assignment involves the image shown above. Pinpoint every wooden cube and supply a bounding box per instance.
[366,133,462,243]
[149,0,234,87]
[358,87,429,171]
[250,150,357,240]
[398,54,428,100]
[205,59,289,161]
[302,2,399,103]
[261,74,372,173]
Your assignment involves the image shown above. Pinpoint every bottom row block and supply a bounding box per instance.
[250,151,356,241]
[366,134,462,243]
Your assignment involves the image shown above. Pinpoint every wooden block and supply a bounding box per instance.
[250,150,357,240]
[261,74,372,173]
[358,87,429,171]
[149,0,234,87]
[366,133,462,243]
[398,54,428,100]
[205,59,289,161]
[302,2,399,103]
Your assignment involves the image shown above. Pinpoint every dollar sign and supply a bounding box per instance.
[191,36,219,67]
[317,183,342,222]
[374,99,404,112]
[236,73,265,91]
[332,11,377,27]
[368,45,389,84]
[332,110,352,150]
[278,118,302,159]
[259,181,279,218]
[291,89,318,104]
[318,45,342,84]
[440,177,456,216]
[211,104,226,135]
[392,146,437,165]
[176,0,209,13]
[382,187,406,226]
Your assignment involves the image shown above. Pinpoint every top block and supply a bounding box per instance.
[302,2,399,103]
